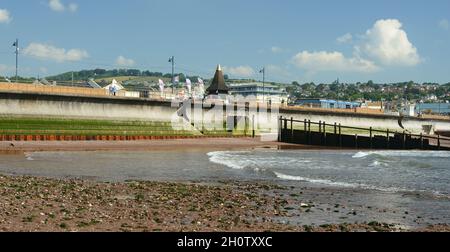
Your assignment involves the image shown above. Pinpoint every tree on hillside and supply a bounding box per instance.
[94,69,106,75]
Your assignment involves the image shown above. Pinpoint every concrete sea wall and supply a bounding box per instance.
[0,92,176,121]
[1,91,450,133]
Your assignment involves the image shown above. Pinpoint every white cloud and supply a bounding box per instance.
[0,9,12,23]
[223,66,256,78]
[357,19,420,66]
[291,19,420,75]
[292,51,379,73]
[68,3,78,13]
[116,56,135,67]
[48,0,78,13]
[23,43,89,62]
[49,0,65,12]
[439,19,449,30]
[271,46,283,53]
[337,33,353,44]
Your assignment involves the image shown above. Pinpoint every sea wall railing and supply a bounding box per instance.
[278,116,450,150]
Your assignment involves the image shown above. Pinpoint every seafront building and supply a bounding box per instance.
[228,83,288,105]
[294,98,361,109]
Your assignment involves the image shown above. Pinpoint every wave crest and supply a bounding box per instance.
[353,151,450,159]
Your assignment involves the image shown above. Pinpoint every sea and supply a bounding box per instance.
[416,103,450,114]
[1,149,449,197]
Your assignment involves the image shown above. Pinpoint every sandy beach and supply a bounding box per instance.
[0,138,297,153]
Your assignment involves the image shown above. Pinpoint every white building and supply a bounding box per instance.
[401,103,416,117]
[229,82,288,105]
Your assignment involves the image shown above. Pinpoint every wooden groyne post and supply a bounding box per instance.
[338,123,342,148]
[290,117,294,141]
[386,129,390,149]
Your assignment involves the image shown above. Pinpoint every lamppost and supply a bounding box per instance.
[169,56,175,93]
[12,39,18,83]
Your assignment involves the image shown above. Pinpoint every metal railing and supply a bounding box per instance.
[279,116,450,150]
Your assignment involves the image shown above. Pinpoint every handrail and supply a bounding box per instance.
[280,116,450,142]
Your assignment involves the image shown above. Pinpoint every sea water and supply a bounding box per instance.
[208,150,450,196]
[1,149,449,196]
[416,103,450,114]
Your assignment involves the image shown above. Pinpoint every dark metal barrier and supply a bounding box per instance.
[278,117,450,150]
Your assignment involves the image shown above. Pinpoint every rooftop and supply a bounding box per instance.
[229,82,280,88]
[206,65,229,95]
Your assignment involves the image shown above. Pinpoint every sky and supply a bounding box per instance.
[1,0,450,84]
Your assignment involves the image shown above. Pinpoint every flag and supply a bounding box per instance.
[158,79,165,94]
[197,78,205,95]
[158,79,165,92]
[185,79,192,94]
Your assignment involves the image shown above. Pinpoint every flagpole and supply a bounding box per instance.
[263,68,265,103]
[260,67,265,103]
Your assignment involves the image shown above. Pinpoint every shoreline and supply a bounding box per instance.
[0,138,297,153]
[0,137,355,154]
[4,137,448,154]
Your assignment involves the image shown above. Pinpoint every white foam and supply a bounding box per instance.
[207,150,448,195]
[207,151,250,169]
[273,171,360,188]
[352,152,370,158]
[273,171,412,193]
[369,160,388,167]
[24,153,34,161]
[207,150,311,170]
[353,150,450,159]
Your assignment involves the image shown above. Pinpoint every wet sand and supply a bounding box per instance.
[0,138,300,153]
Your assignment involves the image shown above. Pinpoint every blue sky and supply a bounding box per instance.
[1,0,450,84]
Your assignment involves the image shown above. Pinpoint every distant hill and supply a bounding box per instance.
[47,68,203,84]
[94,76,172,86]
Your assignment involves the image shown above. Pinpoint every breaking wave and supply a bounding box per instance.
[207,150,450,196]
[208,151,410,193]
[207,151,254,170]
[273,171,407,193]
[207,150,311,170]
[24,153,34,161]
[353,151,450,159]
